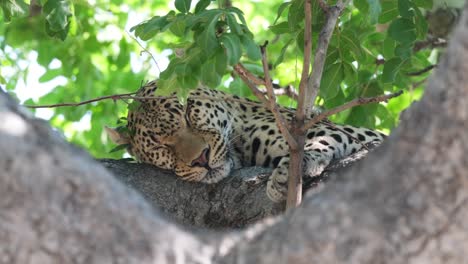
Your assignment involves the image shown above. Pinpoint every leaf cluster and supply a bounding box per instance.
[130,0,261,98]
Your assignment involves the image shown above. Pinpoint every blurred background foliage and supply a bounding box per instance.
[0,0,458,158]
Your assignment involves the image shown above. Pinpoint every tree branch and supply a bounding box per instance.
[260,44,298,150]
[258,85,298,100]
[406,64,437,76]
[302,90,403,133]
[296,0,313,121]
[303,0,349,118]
[233,63,270,106]
[24,92,138,108]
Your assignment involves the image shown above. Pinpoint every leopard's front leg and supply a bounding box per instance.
[266,150,332,202]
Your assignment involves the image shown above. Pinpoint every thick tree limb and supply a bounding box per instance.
[2,3,468,264]
[99,144,373,229]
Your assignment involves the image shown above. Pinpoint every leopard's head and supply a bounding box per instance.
[106,86,237,183]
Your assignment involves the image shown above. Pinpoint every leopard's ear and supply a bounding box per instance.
[104,126,130,145]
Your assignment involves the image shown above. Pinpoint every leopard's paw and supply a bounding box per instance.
[266,164,289,203]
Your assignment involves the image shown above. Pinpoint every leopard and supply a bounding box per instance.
[107,80,385,202]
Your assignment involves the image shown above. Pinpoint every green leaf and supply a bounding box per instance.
[43,0,73,40]
[395,43,412,59]
[382,57,404,83]
[379,0,398,24]
[354,0,368,14]
[198,13,222,57]
[274,1,291,24]
[38,68,63,83]
[194,0,211,13]
[274,38,293,67]
[175,0,191,13]
[320,63,343,100]
[131,14,172,40]
[340,31,364,60]
[169,17,186,37]
[388,18,417,44]
[110,144,130,153]
[214,48,227,75]
[269,21,290,35]
[413,0,432,9]
[226,13,242,35]
[241,35,261,61]
[201,58,221,87]
[226,7,247,26]
[398,0,414,18]
[382,37,396,58]
[343,63,357,86]
[367,0,382,24]
[1,0,29,21]
[220,33,242,65]
[288,0,304,31]
[414,6,428,39]
[128,100,141,111]
[43,0,72,31]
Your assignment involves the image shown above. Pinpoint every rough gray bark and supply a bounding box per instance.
[1,3,468,264]
[100,145,376,228]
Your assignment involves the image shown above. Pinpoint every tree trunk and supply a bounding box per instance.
[1,3,468,264]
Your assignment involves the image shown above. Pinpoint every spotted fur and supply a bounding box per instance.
[110,81,385,202]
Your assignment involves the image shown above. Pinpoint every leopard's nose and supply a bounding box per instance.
[191,147,210,169]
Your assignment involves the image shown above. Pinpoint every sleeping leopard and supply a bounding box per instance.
[107,81,384,202]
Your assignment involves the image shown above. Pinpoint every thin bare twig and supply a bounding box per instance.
[406,65,437,76]
[24,92,138,109]
[127,32,161,74]
[260,43,298,150]
[301,90,403,133]
[413,37,447,52]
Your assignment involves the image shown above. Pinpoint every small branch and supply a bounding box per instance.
[406,65,437,76]
[317,0,329,12]
[233,64,298,100]
[233,63,266,86]
[260,43,298,150]
[127,32,161,74]
[301,90,403,133]
[296,0,313,121]
[413,37,447,52]
[24,92,138,109]
[259,85,298,100]
[303,0,349,118]
[233,64,270,106]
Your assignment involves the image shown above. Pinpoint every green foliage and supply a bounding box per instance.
[1,0,438,158]
[130,4,260,98]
